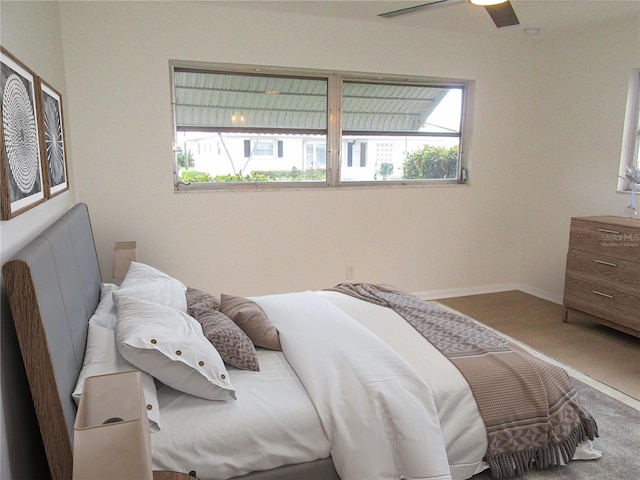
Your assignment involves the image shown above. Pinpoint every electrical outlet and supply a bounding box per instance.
[345,265,355,280]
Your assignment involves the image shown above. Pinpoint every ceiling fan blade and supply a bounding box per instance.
[378,0,451,18]
[484,1,520,28]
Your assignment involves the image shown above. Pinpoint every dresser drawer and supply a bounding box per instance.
[566,249,640,296]
[569,217,640,263]
[564,277,640,331]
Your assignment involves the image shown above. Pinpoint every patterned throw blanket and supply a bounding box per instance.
[329,283,598,478]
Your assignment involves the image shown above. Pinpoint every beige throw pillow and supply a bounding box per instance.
[220,294,282,351]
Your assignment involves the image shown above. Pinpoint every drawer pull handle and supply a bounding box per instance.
[597,228,620,234]
[595,259,617,267]
[592,290,614,299]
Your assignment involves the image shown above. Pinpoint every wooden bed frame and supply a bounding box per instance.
[2,203,339,480]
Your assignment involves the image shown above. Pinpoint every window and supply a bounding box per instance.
[619,69,640,191]
[243,140,283,158]
[306,142,326,169]
[172,63,471,190]
[345,141,367,168]
[340,81,464,183]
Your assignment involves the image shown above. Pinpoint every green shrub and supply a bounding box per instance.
[214,168,326,182]
[402,145,459,179]
[179,169,213,183]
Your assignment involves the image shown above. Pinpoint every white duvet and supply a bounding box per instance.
[151,292,488,480]
[257,292,452,480]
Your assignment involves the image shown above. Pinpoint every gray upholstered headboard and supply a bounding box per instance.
[2,203,101,480]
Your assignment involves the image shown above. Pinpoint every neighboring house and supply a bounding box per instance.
[178,132,456,181]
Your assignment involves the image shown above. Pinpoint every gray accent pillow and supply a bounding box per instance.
[195,309,260,372]
[220,294,282,351]
[186,287,220,317]
[187,288,260,371]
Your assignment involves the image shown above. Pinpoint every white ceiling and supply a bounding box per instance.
[230,0,640,40]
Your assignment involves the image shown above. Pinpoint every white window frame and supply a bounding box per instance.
[171,62,473,191]
[618,69,640,192]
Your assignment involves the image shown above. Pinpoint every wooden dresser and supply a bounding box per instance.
[563,216,640,337]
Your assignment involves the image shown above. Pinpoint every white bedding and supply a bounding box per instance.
[151,291,489,480]
[318,291,488,480]
[151,349,331,477]
[256,292,452,480]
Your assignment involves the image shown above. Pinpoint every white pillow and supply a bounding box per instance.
[89,283,119,329]
[74,323,161,432]
[115,295,236,401]
[113,261,187,312]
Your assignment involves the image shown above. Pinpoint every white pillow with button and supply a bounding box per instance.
[114,295,236,401]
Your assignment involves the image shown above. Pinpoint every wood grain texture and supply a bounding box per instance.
[566,249,640,296]
[2,260,73,479]
[564,278,639,331]
[568,216,640,262]
[564,216,640,337]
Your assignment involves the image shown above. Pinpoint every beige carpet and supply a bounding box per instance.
[437,290,640,400]
[436,290,640,480]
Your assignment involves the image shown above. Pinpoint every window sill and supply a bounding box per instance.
[174,181,470,193]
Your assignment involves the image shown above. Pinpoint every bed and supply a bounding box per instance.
[2,203,600,480]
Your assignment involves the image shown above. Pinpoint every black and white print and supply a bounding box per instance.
[1,48,45,219]
[40,80,68,196]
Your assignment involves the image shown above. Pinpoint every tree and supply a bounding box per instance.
[402,145,459,180]
[378,162,394,180]
[177,150,195,168]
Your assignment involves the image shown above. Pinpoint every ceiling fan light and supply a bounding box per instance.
[470,0,507,6]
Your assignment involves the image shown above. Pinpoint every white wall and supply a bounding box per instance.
[59,1,536,299]
[0,2,75,478]
[56,2,639,303]
[518,18,640,301]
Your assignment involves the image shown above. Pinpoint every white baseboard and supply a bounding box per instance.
[414,283,563,305]
[516,284,563,305]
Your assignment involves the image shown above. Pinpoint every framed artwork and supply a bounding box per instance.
[0,47,46,220]
[38,78,69,197]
